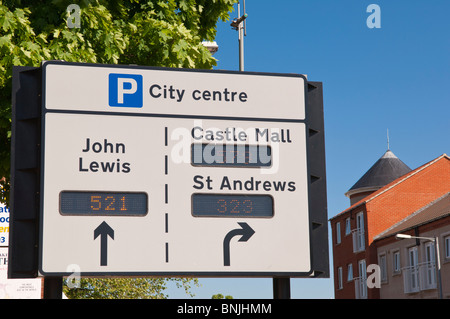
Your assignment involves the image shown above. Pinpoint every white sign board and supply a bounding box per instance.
[40,62,311,276]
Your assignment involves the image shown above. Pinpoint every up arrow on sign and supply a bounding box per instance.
[94,221,114,266]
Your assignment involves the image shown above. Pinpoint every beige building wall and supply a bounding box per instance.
[377,223,450,299]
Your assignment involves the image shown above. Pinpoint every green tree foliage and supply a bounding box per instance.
[211,293,233,299]
[63,277,199,299]
[0,0,237,203]
[0,0,237,298]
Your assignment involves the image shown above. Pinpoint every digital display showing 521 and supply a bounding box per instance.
[60,191,147,216]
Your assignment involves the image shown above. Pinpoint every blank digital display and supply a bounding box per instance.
[191,144,271,167]
[192,194,273,218]
[60,191,147,216]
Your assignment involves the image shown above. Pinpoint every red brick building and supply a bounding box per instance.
[329,152,450,299]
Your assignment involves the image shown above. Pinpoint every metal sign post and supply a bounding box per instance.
[273,277,291,299]
[43,277,62,299]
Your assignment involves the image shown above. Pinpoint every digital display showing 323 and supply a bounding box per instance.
[192,194,273,218]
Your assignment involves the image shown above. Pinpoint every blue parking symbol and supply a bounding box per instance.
[109,73,143,108]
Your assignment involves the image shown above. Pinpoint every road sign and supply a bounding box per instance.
[11,61,328,278]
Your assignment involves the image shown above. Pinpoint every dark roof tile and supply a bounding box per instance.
[347,150,412,194]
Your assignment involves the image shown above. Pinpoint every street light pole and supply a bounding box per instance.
[238,3,244,72]
[434,236,443,299]
[230,1,248,71]
[395,233,443,299]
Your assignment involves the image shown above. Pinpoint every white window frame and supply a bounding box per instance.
[423,241,436,288]
[356,212,365,233]
[337,267,343,289]
[408,246,418,267]
[347,263,353,282]
[356,259,367,299]
[408,246,419,291]
[345,217,351,235]
[445,235,450,260]
[379,253,387,283]
[424,241,435,263]
[352,212,365,252]
[392,250,401,274]
[336,222,341,244]
[359,259,367,279]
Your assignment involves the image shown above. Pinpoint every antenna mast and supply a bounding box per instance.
[387,129,390,150]
[230,1,248,71]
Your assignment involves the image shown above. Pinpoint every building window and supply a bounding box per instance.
[355,260,367,299]
[337,267,343,289]
[393,251,401,274]
[352,212,365,252]
[379,254,387,282]
[424,242,435,263]
[403,244,437,293]
[347,263,353,281]
[336,222,341,244]
[356,212,364,233]
[403,246,419,293]
[423,242,437,289]
[345,217,351,235]
[445,235,450,260]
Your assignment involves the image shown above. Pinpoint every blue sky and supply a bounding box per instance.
[167,0,450,299]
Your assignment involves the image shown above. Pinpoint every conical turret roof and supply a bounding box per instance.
[345,150,412,198]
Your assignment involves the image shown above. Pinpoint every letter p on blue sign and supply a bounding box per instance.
[109,74,143,108]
